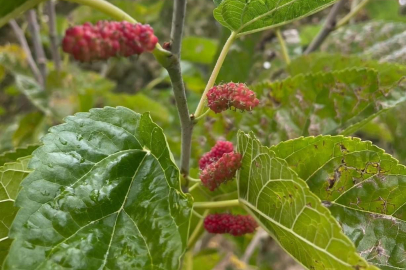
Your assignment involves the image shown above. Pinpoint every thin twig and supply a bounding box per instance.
[304,0,346,54]
[26,9,47,87]
[9,19,43,87]
[165,0,193,181]
[165,64,193,180]
[47,0,61,71]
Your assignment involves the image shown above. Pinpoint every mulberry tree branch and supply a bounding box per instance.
[304,0,346,54]
[165,0,193,181]
[305,0,371,54]
[26,9,47,87]
[170,0,187,56]
[9,19,43,87]
[47,0,61,71]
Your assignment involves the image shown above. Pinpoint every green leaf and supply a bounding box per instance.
[181,37,218,65]
[12,112,46,147]
[14,75,52,116]
[366,1,406,23]
[236,131,377,270]
[271,136,406,269]
[0,156,32,268]
[288,53,406,86]
[5,107,192,270]
[213,0,223,6]
[213,0,336,36]
[0,0,43,28]
[0,45,32,76]
[249,68,406,138]
[0,145,39,167]
[103,93,171,124]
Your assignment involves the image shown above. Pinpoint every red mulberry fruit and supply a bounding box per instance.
[200,152,242,191]
[207,82,259,113]
[62,21,158,62]
[199,141,234,170]
[204,213,258,236]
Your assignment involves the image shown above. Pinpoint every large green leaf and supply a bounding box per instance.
[213,0,336,36]
[271,136,406,269]
[0,0,43,28]
[243,68,406,141]
[0,145,39,167]
[4,107,192,270]
[288,53,406,86]
[237,131,377,270]
[0,157,31,268]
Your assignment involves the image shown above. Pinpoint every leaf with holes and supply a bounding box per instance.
[321,21,406,65]
[288,53,406,86]
[271,136,406,270]
[247,68,406,139]
[0,156,31,268]
[4,107,192,270]
[214,0,336,36]
[236,131,378,270]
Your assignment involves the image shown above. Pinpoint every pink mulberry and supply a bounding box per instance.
[62,21,158,62]
[199,141,234,170]
[204,213,258,236]
[207,83,259,113]
[200,152,242,191]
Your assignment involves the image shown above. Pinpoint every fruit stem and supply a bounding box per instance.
[193,109,211,122]
[67,0,136,23]
[194,31,237,118]
[189,183,200,192]
[193,199,240,209]
[187,176,201,183]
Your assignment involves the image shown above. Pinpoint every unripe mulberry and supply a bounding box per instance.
[207,83,259,113]
[62,21,158,62]
[204,213,258,236]
[200,152,242,191]
[199,141,234,170]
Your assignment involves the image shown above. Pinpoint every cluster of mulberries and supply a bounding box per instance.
[207,83,260,113]
[204,213,258,236]
[200,152,242,191]
[62,21,158,62]
[199,141,242,191]
[199,141,233,170]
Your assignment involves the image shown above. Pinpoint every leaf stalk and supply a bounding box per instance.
[194,31,237,118]
[193,199,240,209]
